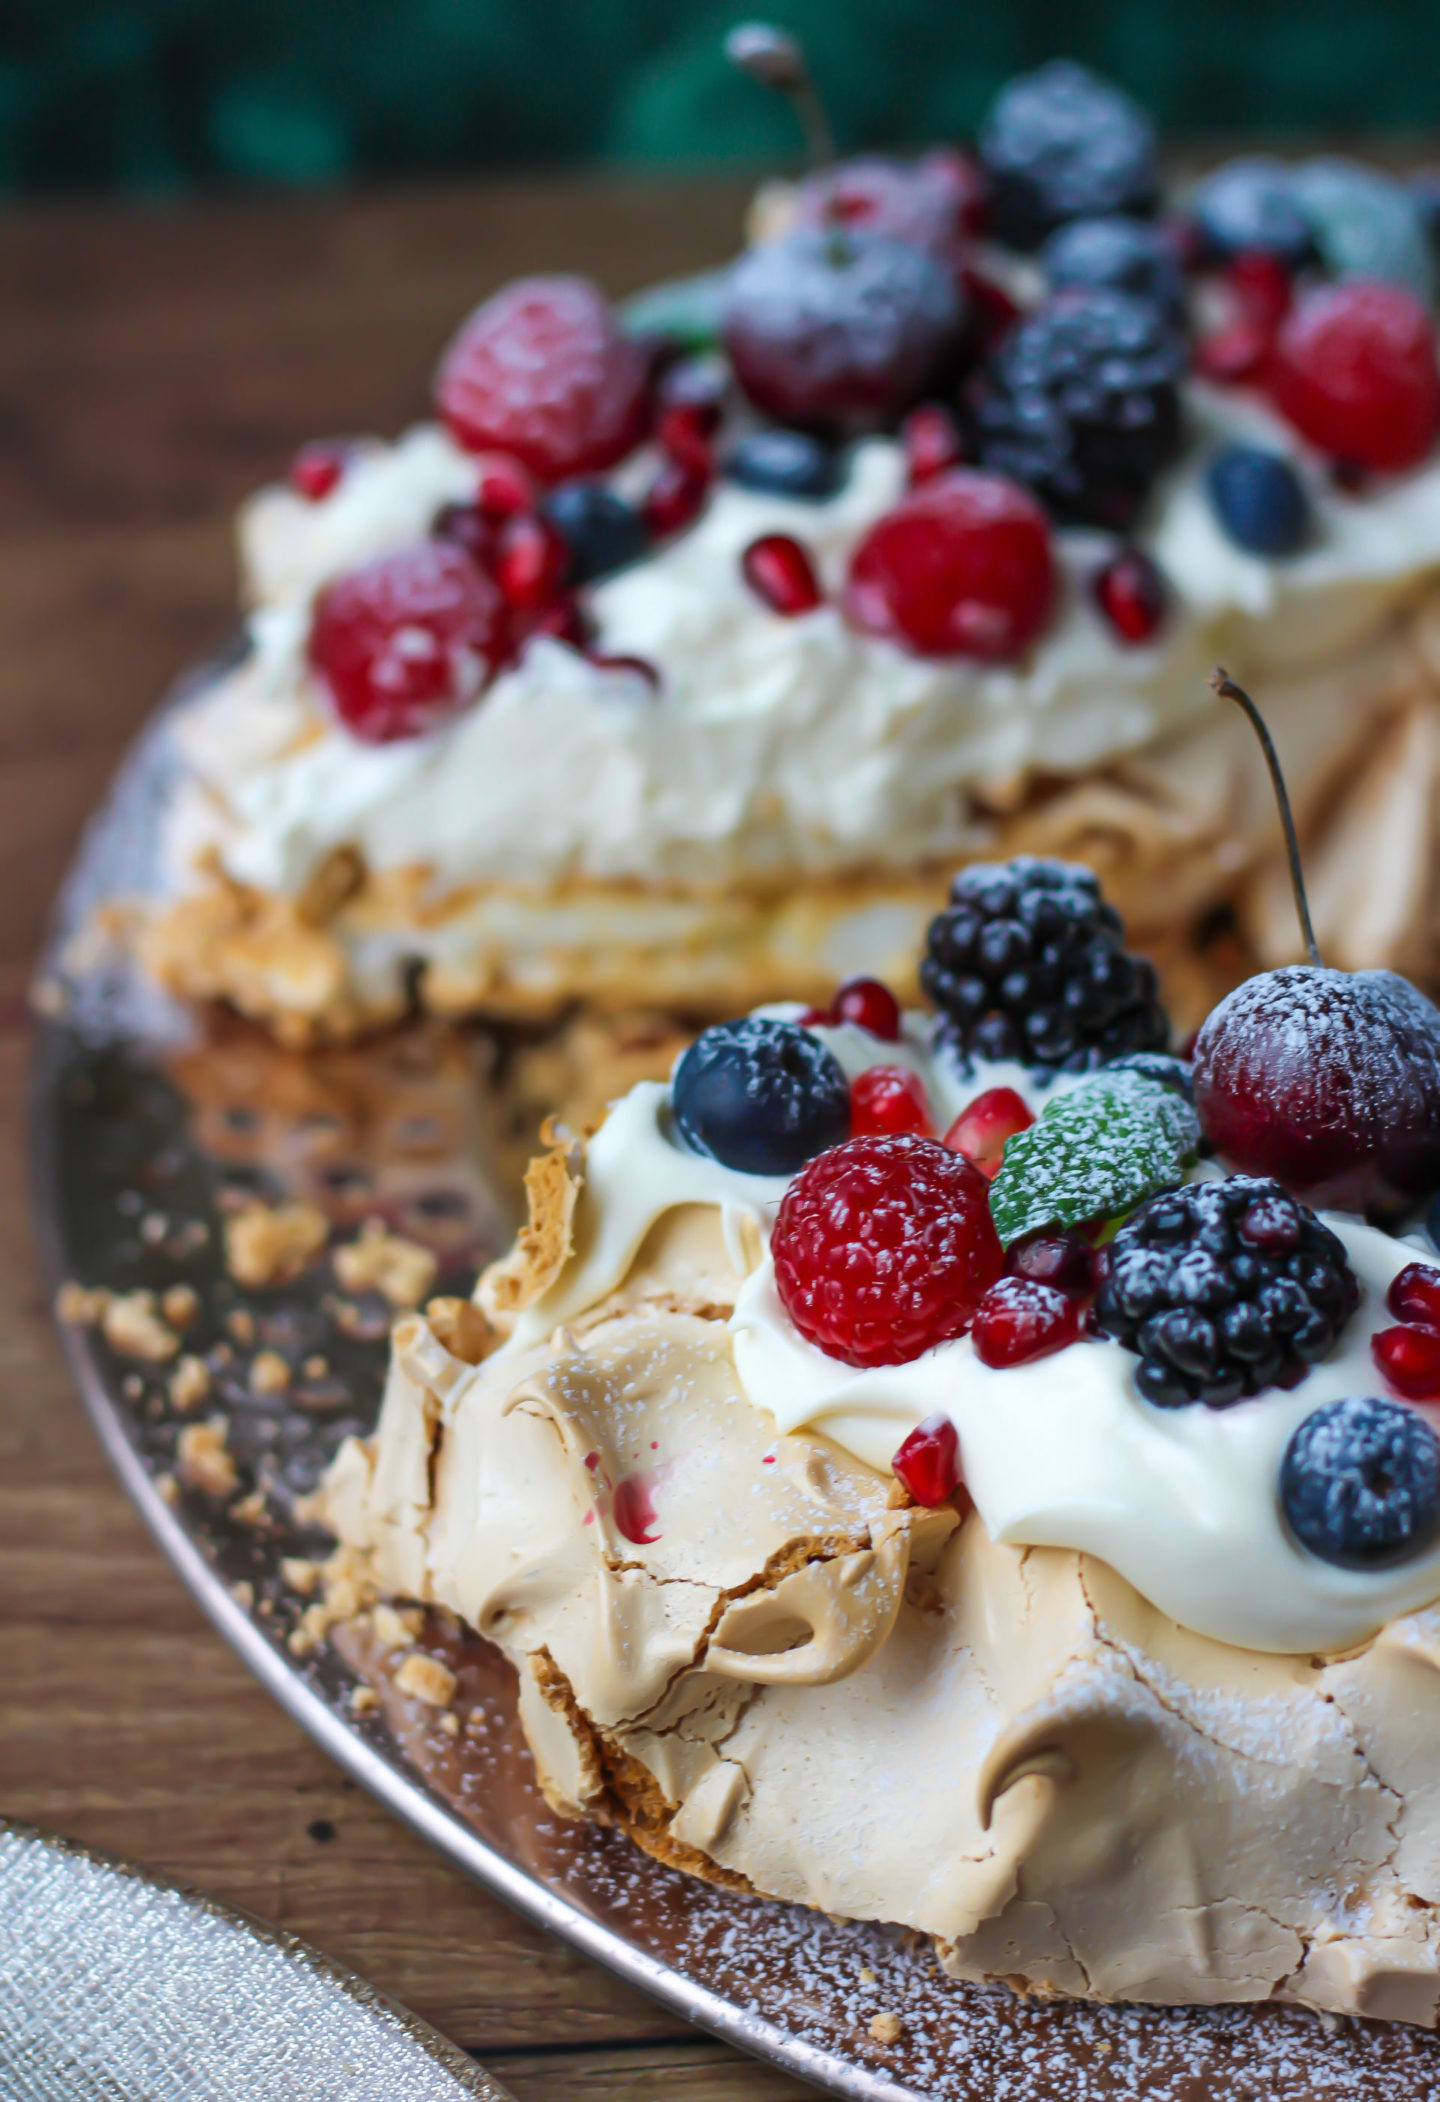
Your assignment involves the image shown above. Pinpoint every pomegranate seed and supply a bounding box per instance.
[960,266,1021,355]
[850,1064,932,1138]
[474,455,535,521]
[832,976,902,1040]
[289,440,354,502]
[657,401,718,478]
[532,592,595,649]
[496,513,569,610]
[1271,281,1440,472]
[1005,1229,1096,1293]
[589,652,661,690]
[903,403,963,486]
[892,1412,961,1506]
[973,1276,1083,1368]
[844,471,1054,661]
[1228,251,1293,332]
[1389,1263,1440,1327]
[1093,548,1166,645]
[1372,1323,1440,1400]
[741,533,824,616]
[944,1087,1035,1181]
[644,458,709,537]
[1196,319,1272,385]
[433,500,497,568]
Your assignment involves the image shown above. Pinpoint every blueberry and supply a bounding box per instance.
[979,62,1158,252]
[1291,159,1435,304]
[1041,216,1185,318]
[671,1018,850,1176]
[722,429,844,501]
[1428,1187,1440,1254]
[1410,171,1440,259]
[1190,157,1314,270]
[1281,1395,1440,1569]
[1207,445,1310,557]
[540,482,649,585]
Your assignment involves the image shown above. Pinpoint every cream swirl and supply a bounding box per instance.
[166,385,1440,902]
[499,1017,1440,1656]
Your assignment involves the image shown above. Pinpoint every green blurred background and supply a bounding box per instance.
[4,0,1440,198]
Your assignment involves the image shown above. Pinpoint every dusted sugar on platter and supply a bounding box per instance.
[322,695,1440,2021]
[136,43,1440,1044]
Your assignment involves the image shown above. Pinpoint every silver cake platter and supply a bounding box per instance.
[30,672,1440,2102]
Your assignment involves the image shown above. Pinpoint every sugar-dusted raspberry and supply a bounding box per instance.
[1270,281,1440,472]
[972,1275,1083,1368]
[849,1065,932,1138]
[772,1135,1003,1368]
[307,543,508,744]
[435,276,650,484]
[844,470,1054,661]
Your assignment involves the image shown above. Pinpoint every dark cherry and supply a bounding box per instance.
[1194,672,1440,1221]
[783,149,984,274]
[722,227,966,437]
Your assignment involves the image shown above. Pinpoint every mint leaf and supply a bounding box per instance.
[989,1071,1200,1247]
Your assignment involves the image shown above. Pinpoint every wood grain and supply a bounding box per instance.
[0,173,802,2096]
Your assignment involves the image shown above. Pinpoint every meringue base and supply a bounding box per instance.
[142,584,1440,1045]
[322,1228,1440,2026]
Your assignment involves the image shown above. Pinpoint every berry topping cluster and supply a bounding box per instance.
[922,858,1168,1072]
[1093,1178,1360,1409]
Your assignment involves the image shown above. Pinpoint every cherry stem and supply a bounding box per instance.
[724,22,837,172]
[1210,666,1322,968]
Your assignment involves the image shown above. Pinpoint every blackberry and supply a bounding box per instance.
[978,62,1159,253]
[1042,215,1186,318]
[1093,1177,1360,1409]
[922,857,1169,1074]
[971,290,1185,530]
[1282,1395,1440,1570]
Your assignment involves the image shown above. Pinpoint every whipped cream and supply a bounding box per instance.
[499,1017,1440,1656]
[167,386,1440,902]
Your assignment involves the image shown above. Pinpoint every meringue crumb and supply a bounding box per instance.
[55,1281,110,1326]
[290,1487,328,1529]
[425,1295,495,1364]
[439,1710,460,1737]
[372,1601,415,1649]
[227,1309,256,1347]
[249,1349,291,1395]
[155,1471,178,1507]
[280,1556,321,1596]
[168,1355,210,1413]
[334,1219,438,1310]
[139,1211,168,1247]
[225,1200,329,1288]
[161,1284,200,1329]
[122,1374,144,1400]
[868,2011,903,2046]
[302,1353,329,1379]
[858,1968,877,1985]
[287,1625,317,1658]
[176,1418,237,1497]
[349,1685,379,1717]
[394,1653,457,1708]
[465,1706,488,1734]
[103,1291,180,1363]
[230,1581,255,1611]
[886,1477,915,1510]
[230,1489,268,1527]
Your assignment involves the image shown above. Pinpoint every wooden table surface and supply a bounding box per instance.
[0,173,814,2100]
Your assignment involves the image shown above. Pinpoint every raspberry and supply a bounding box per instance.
[772,1135,1003,1368]
[307,543,508,744]
[844,470,1054,661]
[849,1065,932,1138]
[435,276,650,484]
[971,290,1186,530]
[1093,1177,1360,1409]
[972,1276,1083,1368]
[943,1086,1034,1180]
[1270,282,1440,472]
[741,534,823,616]
[891,1413,962,1506]
[923,857,1168,1072]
